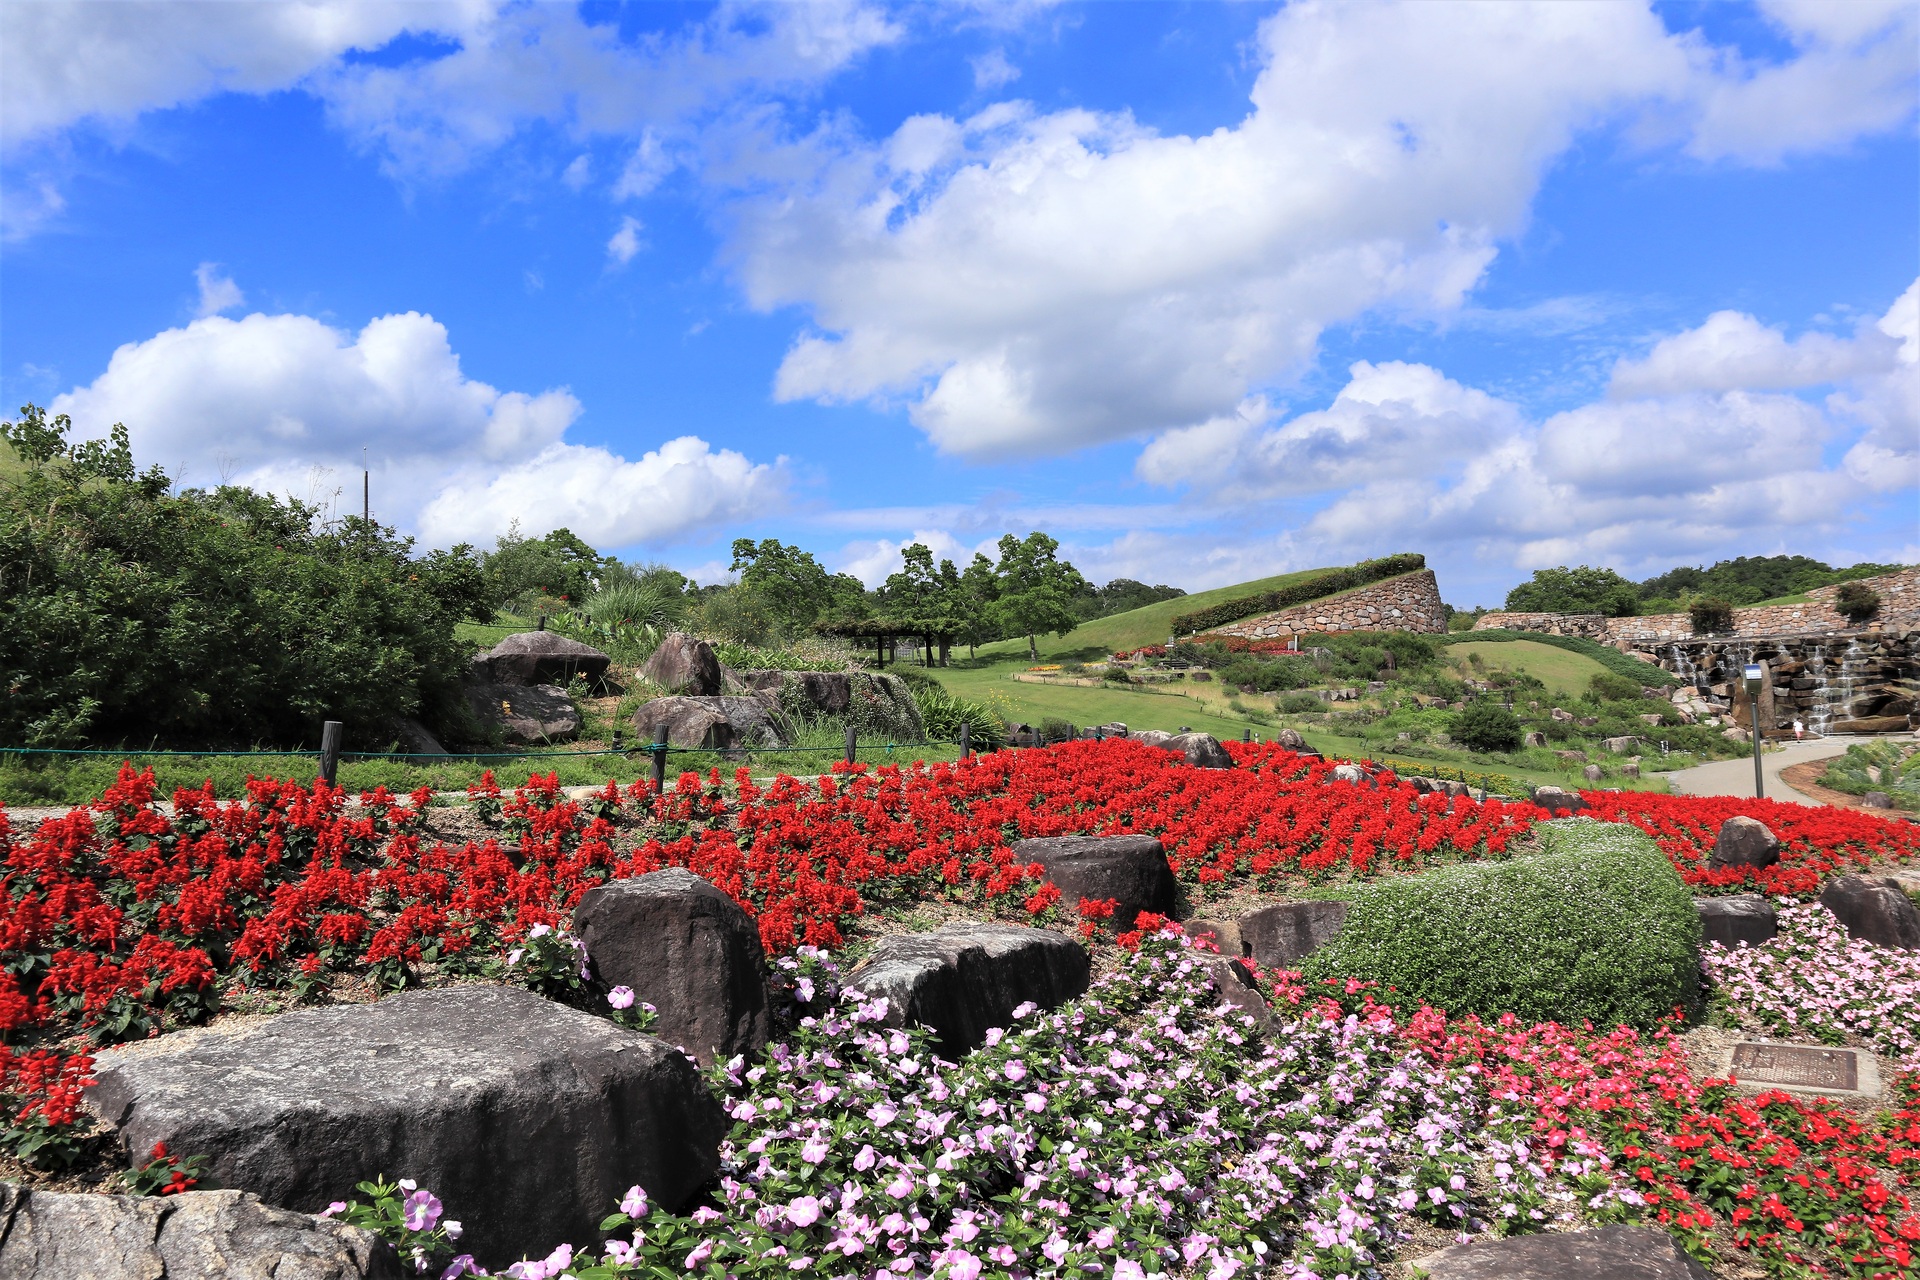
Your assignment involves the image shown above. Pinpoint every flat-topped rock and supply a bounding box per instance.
[631,695,792,749]
[86,985,726,1268]
[848,923,1089,1058]
[1009,834,1177,929]
[478,631,610,685]
[1167,731,1233,768]
[573,868,769,1065]
[465,681,580,744]
[1414,1224,1708,1279]
[1239,900,1348,967]
[0,1185,402,1280]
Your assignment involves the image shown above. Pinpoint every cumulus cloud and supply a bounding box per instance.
[1683,0,1919,164]
[192,262,245,318]
[1136,363,1525,502]
[1608,309,1902,397]
[728,0,1915,460]
[49,308,782,549]
[1127,279,1919,583]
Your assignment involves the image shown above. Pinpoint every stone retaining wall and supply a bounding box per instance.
[1474,566,1920,643]
[1208,570,1447,639]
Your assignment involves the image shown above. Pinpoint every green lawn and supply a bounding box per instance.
[1442,639,1617,701]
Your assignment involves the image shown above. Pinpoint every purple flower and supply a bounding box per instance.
[787,1195,822,1227]
[608,986,636,1011]
[621,1185,650,1218]
[402,1189,443,1232]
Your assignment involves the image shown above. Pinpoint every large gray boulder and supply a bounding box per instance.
[1168,731,1233,768]
[1819,875,1920,950]
[1203,957,1272,1034]
[1274,728,1321,759]
[1709,816,1781,872]
[86,985,726,1268]
[1696,895,1778,949]
[465,682,581,744]
[477,631,610,686]
[733,671,926,740]
[1531,785,1584,815]
[1414,1224,1708,1279]
[631,695,792,749]
[1239,900,1348,967]
[1009,834,1177,929]
[642,633,723,696]
[0,1184,402,1280]
[573,868,770,1066]
[848,923,1089,1059]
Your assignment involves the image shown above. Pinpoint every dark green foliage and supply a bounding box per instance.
[1639,555,1903,607]
[1503,565,1640,616]
[990,531,1089,659]
[1449,701,1523,753]
[1069,578,1186,623]
[1,406,481,749]
[1303,819,1702,1030]
[484,526,614,613]
[1216,654,1317,691]
[1171,554,1426,637]
[1440,631,1678,687]
[1587,672,1643,703]
[1690,597,1735,635]
[1835,582,1881,624]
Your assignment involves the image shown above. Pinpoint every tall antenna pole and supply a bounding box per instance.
[361,446,369,557]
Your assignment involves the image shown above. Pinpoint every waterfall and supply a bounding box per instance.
[1668,644,1700,689]
[1809,639,1867,736]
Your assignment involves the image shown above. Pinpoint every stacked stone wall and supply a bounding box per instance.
[1208,570,1447,639]
[1474,566,1920,643]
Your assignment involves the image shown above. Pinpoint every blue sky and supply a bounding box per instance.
[3,0,1915,608]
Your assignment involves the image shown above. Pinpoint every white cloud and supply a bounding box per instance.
[1683,0,1918,164]
[607,216,645,266]
[0,0,492,145]
[1608,309,1901,397]
[315,0,901,177]
[561,153,592,191]
[192,263,244,318]
[1136,363,1525,502]
[1126,279,1919,585]
[418,436,784,550]
[729,1,1915,460]
[48,308,782,549]
[970,49,1020,91]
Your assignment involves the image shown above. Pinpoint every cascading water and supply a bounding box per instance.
[1809,639,1868,736]
[1668,644,1700,689]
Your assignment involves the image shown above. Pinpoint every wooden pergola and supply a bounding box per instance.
[814,617,958,668]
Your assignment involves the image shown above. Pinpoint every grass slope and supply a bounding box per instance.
[972,565,1340,662]
[1442,640,1617,701]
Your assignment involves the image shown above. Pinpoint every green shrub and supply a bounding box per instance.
[1835,582,1881,624]
[911,682,1008,749]
[1689,597,1735,635]
[1276,692,1323,715]
[1587,672,1642,702]
[1302,819,1702,1030]
[1449,701,1523,753]
[0,407,487,750]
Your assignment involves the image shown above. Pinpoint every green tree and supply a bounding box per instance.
[729,538,867,638]
[990,532,1089,660]
[957,552,1001,657]
[484,525,612,612]
[1504,565,1640,616]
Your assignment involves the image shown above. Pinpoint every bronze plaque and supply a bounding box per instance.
[1731,1042,1858,1091]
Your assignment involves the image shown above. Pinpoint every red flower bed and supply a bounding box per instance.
[1,738,1915,1174]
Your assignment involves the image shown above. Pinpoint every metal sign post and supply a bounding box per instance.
[1745,662,1765,799]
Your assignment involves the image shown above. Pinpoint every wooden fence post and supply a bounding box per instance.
[959,722,971,759]
[845,724,858,765]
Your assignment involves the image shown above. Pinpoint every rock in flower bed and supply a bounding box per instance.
[333,933,1920,1280]
[1704,902,1920,1069]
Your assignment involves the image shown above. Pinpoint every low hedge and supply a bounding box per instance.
[1301,818,1701,1030]
[1172,553,1426,637]
[1440,629,1679,687]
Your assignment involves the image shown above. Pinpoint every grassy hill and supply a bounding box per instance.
[972,565,1341,663]
[1441,639,1619,701]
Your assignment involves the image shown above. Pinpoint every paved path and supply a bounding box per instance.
[1660,737,1856,805]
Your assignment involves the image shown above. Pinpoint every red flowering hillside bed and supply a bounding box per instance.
[0,739,1914,1177]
